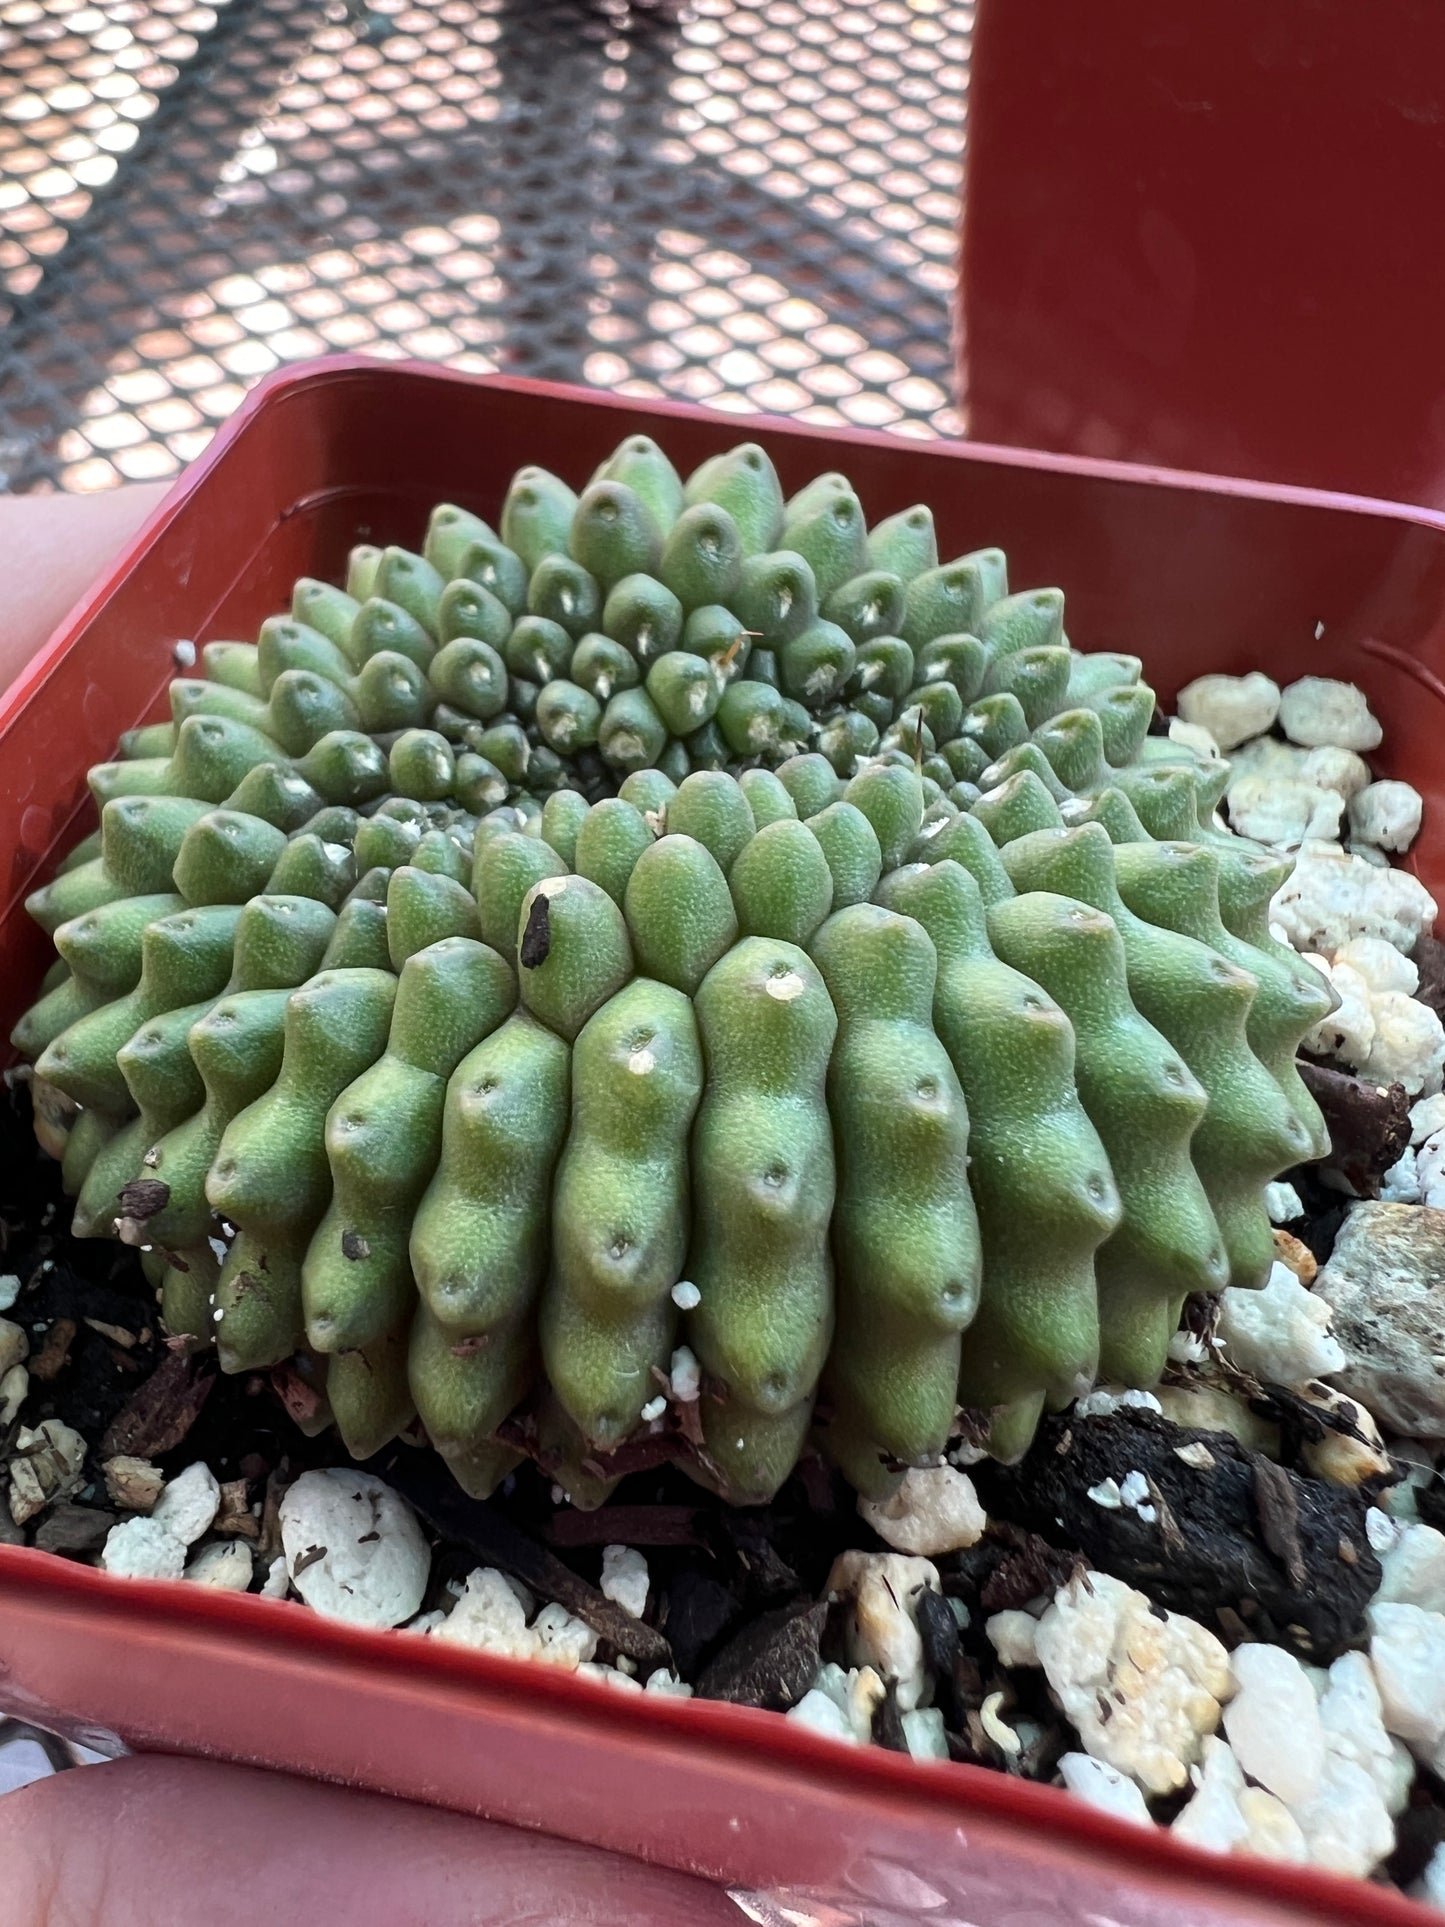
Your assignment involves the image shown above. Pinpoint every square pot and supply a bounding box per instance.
[0,361,1439,1926]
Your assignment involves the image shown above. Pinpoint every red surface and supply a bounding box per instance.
[962,0,1445,505]
[1,360,1442,1922]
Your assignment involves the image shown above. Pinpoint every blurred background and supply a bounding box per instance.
[0,0,970,493]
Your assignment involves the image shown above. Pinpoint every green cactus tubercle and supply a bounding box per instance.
[13,435,1334,1506]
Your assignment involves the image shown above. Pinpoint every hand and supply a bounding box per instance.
[0,1753,744,1925]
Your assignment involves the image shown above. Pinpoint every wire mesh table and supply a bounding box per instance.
[0,0,971,494]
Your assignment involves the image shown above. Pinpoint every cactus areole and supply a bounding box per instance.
[13,437,1337,1508]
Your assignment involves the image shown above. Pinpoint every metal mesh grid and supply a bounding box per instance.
[0,0,970,493]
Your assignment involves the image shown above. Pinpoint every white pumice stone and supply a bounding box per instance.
[643,1668,693,1698]
[184,1540,253,1591]
[1379,1151,1421,1204]
[574,1662,644,1694]
[1303,958,1375,1065]
[986,1609,1042,1668]
[150,1461,220,1546]
[1166,717,1222,761]
[1350,779,1424,853]
[1225,775,1344,851]
[1171,1736,1249,1853]
[901,1706,949,1762]
[1361,992,1445,1097]
[101,1515,186,1582]
[1419,1133,1445,1209]
[1033,1571,1231,1795]
[1411,1094,1445,1144]
[1318,1652,1411,1817]
[1222,1643,1324,1810]
[432,1568,537,1659]
[1075,1386,1162,1418]
[1368,1600,1445,1748]
[787,1688,858,1744]
[1176,672,1280,750]
[1265,1181,1304,1223]
[827,1551,941,1712]
[1057,1753,1153,1826]
[1412,1840,1445,1910]
[1215,1260,1346,1383]
[279,1468,429,1630]
[1292,1753,1395,1878]
[600,1544,650,1618]
[1278,676,1384,751]
[1299,744,1373,800]
[1377,1522,1445,1615]
[1235,1789,1309,1863]
[1271,842,1437,955]
[857,1464,986,1556]
[531,1602,599,1670]
[1337,936,1420,996]
[260,1555,289,1600]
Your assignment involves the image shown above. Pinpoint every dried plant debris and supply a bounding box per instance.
[972,1408,1379,1663]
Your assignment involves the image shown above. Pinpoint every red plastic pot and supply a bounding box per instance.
[1,361,1441,1925]
[961,0,1445,507]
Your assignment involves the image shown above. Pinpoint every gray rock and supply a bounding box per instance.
[1316,1202,1445,1436]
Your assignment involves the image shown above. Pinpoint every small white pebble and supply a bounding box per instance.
[1336,936,1419,997]
[574,1661,644,1694]
[668,1345,700,1402]
[600,1543,650,1619]
[1369,1600,1445,1748]
[1350,779,1424,854]
[857,1464,986,1556]
[1411,1094,1445,1145]
[1278,676,1383,751]
[1265,1182,1304,1223]
[1216,1260,1346,1382]
[1367,1506,1404,1554]
[786,1688,858,1744]
[1226,774,1344,852]
[532,1602,598,1670]
[639,1394,666,1424]
[1300,745,1372,801]
[1412,1841,1445,1909]
[1176,671,1280,750]
[986,1609,1041,1668]
[1075,1386,1162,1419]
[1223,1642,1325,1809]
[101,1515,186,1582]
[643,1668,693,1699]
[1087,1478,1123,1509]
[260,1555,289,1600]
[184,1540,253,1591]
[901,1706,950,1762]
[151,1461,220,1546]
[1166,717,1222,761]
[280,1469,429,1630]
[1058,1753,1153,1828]
[1378,1522,1445,1616]
[1174,1443,1217,1471]
[670,1280,700,1311]
[1118,1470,1151,1508]
[0,1275,19,1313]
[172,638,196,667]
[433,1569,537,1659]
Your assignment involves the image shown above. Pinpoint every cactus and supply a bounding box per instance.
[10,434,1337,1507]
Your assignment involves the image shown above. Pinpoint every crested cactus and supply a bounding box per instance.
[12,434,1337,1507]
